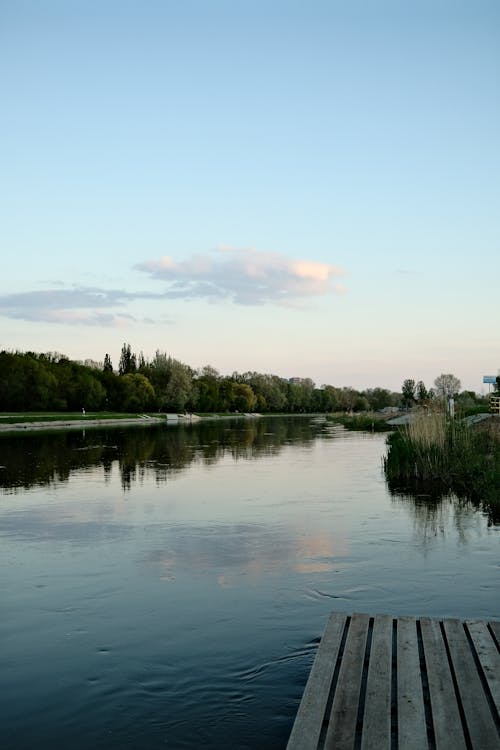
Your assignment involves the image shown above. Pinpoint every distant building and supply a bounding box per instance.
[289,377,304,385]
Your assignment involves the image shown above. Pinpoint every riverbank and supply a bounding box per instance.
[0,415,166,433]
[327,413,394,431]
[0,411,267,433]
[384,412,500,517]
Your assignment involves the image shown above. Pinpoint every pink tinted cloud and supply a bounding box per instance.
[136,247,345,306]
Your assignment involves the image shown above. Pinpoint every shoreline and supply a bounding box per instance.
[0,412,267,434]
[0,416,166,433]
[1,411,496,435]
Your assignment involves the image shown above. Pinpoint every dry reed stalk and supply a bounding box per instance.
[404,411,447,449]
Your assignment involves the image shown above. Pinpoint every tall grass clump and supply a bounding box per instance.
[384,411,500,512]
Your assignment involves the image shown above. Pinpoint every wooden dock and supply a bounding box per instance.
[287,613,499,750]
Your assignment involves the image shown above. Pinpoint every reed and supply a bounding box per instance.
[405,410,447,449]
[384,411,499,512]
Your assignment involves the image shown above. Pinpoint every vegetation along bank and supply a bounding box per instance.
[384,411,500,516]
[1,346,496,416]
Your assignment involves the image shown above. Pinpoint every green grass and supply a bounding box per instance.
[328,413,393,432]
[0,412,156,424]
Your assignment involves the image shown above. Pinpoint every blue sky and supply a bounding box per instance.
[1,0,499,391]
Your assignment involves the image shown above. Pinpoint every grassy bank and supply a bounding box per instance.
[0,411,151,424]
[384,412,500,512]
[328,413,393,432]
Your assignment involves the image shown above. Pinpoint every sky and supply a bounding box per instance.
[1,0,499,392]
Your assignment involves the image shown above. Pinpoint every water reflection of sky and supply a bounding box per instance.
[142,524,349,585]
[1,423,496,606]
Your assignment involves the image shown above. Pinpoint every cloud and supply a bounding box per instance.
[0,248,345,327]
[135,247,345,306]
[0,286,156,326]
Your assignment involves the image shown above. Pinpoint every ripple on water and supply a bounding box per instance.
[0,419,498,750]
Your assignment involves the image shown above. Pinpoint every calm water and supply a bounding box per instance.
[1,417,498,749]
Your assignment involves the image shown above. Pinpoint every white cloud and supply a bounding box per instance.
[0,248,345,328]
[0,286,156,326]
[136,247,345,306]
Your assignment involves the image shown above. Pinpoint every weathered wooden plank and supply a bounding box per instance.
[287,615,500,750]
[397,616,428,750]
[465,620,500,716]
[286,613,347,750]
[420,617,466,750]
[443,619,499,749]
[360,614,392,750]
[324,613,370,750]
[488,620,500,648]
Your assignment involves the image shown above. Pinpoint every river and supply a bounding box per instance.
[1,417,498,749]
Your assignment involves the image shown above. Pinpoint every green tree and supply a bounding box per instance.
[336,387,363,412]
[99,367,121,410]
[311,387,334,412]
[286,378,315,413]
[402,379,416,408]
[55,360,106,410]
[363,388,394,411]
[0,352,60,410]
[103,353,113,372]
[321,385,341,412]
[147,351,194,412]
[456,391,476,410]
[230,382,257,412]
[121,373,156,412]
[416,381,429,404]
[119,343,137,375]
[242,372,287,412]
[194,365,221,412]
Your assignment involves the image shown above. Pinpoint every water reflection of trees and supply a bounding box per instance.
[388,486,498,548]
[0,417,331,493]
[386,470,499,526]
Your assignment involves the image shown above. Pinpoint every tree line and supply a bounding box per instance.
[0,345,403,414]
[400,374,494,411]
[0,346,491,414]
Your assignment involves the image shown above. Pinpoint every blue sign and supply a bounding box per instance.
[483,375,497,384]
